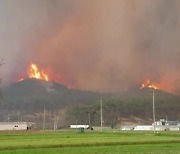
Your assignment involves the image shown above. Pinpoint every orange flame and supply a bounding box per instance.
[140,79,159,90]
[28,63,49,81]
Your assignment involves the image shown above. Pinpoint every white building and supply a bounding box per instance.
[120,119,180,131]
[134,125,153,131]
[120,126,135,131]
[153,119,180,126]
[70,125,89,129]
[0,122,30,131]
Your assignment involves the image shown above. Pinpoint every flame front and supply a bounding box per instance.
[28,63,49,81]
[140,79,159,90]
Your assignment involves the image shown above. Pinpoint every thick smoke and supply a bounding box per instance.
[1,0,180,92]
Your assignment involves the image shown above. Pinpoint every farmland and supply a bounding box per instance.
[0,130,180,153]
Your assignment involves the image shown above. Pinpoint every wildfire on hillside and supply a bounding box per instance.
[28,63,49,81]
[140,79,159,90]
[17,63,50,82]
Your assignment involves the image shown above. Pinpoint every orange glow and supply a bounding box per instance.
[28,63,49,81]
[16,63,62,83]
[18,78,24,82]
[140,79,159,90]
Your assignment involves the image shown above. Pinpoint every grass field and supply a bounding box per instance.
[0,130,179,154]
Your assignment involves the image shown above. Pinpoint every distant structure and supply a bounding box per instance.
[0,122,32,131]
[155,119,180,126]
[120,119,180,131]
[70,125,89,129]
[152,119,180,131]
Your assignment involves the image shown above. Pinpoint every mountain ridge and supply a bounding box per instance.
[2,78,102,111]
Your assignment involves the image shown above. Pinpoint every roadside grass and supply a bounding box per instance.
[0,130,179,153]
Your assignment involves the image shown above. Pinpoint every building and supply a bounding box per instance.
[120,126,135,131]
[152,119,180,131]
[70,125,89,129]
[134,125,153,131]
[0,122,31,131]
[120,119,180,131]
[154,119,180,126]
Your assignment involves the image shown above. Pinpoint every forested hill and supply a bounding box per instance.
[66,88,180,126]
[2,79,101,112]
[1,79,180,127]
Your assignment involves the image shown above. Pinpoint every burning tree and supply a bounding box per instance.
[140,79,159,90]
[18,63,50,82]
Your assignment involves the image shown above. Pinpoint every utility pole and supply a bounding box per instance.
[88,112,91,127]
[54,114,58,131]
[153,90,156,133]
[43,107,46,131]
[54,115,56,131]
[100,99,103,132]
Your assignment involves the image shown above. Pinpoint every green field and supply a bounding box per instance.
[0,130,180,154]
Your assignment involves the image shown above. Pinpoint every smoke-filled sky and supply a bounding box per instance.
[0,0,180,92]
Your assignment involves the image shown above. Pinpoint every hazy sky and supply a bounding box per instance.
[0,0,180,92]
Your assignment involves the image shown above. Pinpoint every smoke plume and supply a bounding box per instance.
[1,0,180,92]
